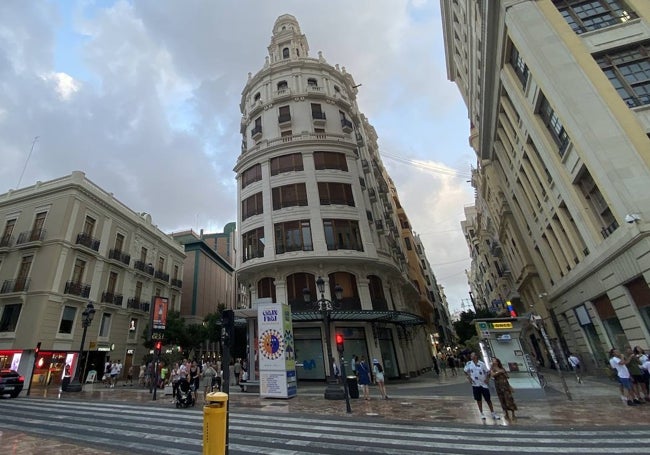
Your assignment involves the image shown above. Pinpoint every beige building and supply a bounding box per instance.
[0,171,184,388]
[443,0,650,369]
[233,15,445,379]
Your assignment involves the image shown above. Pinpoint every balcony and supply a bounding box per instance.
[355,132,364,146]
[0,277,30,294]
[341,118,353,133]
[64,281,91,298]
[154,270,170,283]
[251,125,262,141]
[311,111,326,126]
[127,297,150,312]
[134,260,154,275]
[171,278,183,288]
[76,233,100,251]
[101,291,124,306]
[278,114,292,128]
[17,229,46,245]
[375,220,385,232]
[108,248,131,266]
[361,159,370,173]
[0,234,13,248]
[368,188,377,202]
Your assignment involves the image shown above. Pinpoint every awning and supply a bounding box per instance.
[233,308,426,327]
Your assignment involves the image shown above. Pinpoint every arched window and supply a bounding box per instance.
[277,80,288,91]
[307,78,318,87]
[258,277,276,302]
[254,92,261,102]
[282,47,290,59]
[286,272,316,311]
[328,272,360,310]
[368,275,388,310]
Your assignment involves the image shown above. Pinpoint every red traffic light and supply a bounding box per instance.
[335,333,344,353]
[155,341,162,350]
[35,342,41,354]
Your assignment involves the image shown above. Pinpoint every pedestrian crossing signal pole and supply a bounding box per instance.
[336,334,352,414]
[530,314,572,401]
[220,309,234,455]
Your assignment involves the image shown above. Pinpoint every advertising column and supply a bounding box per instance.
[257,303,297,398]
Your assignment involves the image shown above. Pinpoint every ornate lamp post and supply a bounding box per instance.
[303,276,346,400]
[65,302,96,392]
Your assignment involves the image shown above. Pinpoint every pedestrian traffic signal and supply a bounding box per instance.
[336,333,344,353]
[154,341,162,355]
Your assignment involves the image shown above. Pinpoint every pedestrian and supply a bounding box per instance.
[357,356,371,400]
[568,352,582,383]
[432,356,439,376]
[625,347,646,402]
[138,364,146,387]
[171,362,181,403]
[331,357,340,383]
[373,359,388,399]
[234,358,242,385]
[110,360,119,388]
[641,351,650,402]
[463,352,500,420]
[189,360,200,392]
[438,353,447,377]
[490,357,517,419]
[609,348,643,406]
[201,362,218,401]
[125,365,134,386]
[350,355,357,376]
[229,360,236,386]
[447,355,457,376]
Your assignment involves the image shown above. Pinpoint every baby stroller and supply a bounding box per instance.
[175,377,195,408]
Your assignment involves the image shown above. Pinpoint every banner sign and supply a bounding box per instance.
[151,296,169,340]
[257,303,297,398]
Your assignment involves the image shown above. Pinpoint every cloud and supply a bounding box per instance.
[0,0,473,313]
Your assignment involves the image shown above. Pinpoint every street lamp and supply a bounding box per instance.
[65,302,96,392]
[303,277,347,401]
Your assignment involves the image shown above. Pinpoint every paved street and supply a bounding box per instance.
[2,370,650,454]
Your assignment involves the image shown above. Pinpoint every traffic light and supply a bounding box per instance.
[222,309,234,348]
[35,342,41,354]
[155,341,162,355]
[336,333,344,353]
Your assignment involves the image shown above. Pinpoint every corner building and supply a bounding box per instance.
[234,15,435,380]
[442,0,650,369]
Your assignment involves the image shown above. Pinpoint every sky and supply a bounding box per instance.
[0,0,475,315]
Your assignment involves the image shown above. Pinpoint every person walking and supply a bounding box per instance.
[447,355,458,376]
[568,352,582,383]
[373,359,388,399]
[201,362,218,401]
[357,356,371,400]
[490,357,517,419]
[464,352,500,420]
[234,358,242,385]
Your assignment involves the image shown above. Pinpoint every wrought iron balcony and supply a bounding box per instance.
[311,111,326,125]
[375,220,385,232]
[134,260,154,275]
[368,188,377,201]
[0,277,30,293]
[154,270,170,283]
[251,125,263,140]
[340,118,353,133]
[76,233,100,251]
[17,229,46,244]
[171,278,183,288]
[127,297,150,312]
[0,234,13,248]
[101,291,123,306]
[278,114,292,126]
[108,248,131,266]
[64,281,91,298]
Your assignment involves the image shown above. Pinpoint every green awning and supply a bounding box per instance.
[291,310,425,327]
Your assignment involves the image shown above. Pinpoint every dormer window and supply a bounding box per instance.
[307,78,318,87]
[282,47,290,59]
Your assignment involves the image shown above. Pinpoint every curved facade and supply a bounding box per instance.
[234,15,434,379]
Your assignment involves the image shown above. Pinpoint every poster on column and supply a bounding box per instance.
[257,302,297,398]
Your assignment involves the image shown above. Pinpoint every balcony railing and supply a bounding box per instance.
[171,278,183,288]
[108,248,131,266]
[64,281,91,298]
[278,114,292,125]
[341,118,353,132]
[17,229,46,244]
[127,298,150,312]
[311,111,326,125]
[101,291,124,306]
[368,188,377,201]
[0,277,30,293]
[251,125,263,140]
[76,233,100,251]
[134,260,154,275]
[0,234,13,248]
[154,270,170,283]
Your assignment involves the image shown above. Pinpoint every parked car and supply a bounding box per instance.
[0,369,24,398]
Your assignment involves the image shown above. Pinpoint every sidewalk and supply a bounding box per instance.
[29,369,650,427]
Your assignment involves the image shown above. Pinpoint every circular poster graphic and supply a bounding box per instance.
[259,328,285,360]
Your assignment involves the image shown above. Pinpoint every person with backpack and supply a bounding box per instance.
[373,358,388,399]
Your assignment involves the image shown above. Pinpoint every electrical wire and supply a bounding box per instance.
[379,151,472,179]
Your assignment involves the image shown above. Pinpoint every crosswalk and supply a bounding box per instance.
[0,398,648,454]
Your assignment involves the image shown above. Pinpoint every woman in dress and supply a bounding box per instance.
[357,356,371,400]
[490,357,517,419]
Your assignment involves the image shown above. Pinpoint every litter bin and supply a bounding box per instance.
[346,375,359,399]
[203,392,228,455]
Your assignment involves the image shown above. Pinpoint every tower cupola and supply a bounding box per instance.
[267,14,309,63]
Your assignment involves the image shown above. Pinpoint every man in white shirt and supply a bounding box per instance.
[463,352,499,420]
[568,353,581,383]
[609,348,641,406]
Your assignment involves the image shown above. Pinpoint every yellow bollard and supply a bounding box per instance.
[203,391,228,455]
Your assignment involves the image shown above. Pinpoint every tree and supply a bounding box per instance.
[453,308,494,346]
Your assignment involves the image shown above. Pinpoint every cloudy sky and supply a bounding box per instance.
[0,0,475,314]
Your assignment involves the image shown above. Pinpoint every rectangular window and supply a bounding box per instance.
[0,303,21,332]
[114,233,124,251]
[510,45,529,89]
[404,237,412,250]
[135,281,143,300]
[16,255,33,291]
[538,95,570,156]
[242,227,265,262]
[323,219,363,251]
[58,306,77,334]
[595,43,650,108]
[31,211,47,240]
[270,153,304,175]
[241,164,262,189]
[173,265,179,280]
[83,215,96,236]
[278,105,291,124]
[1,218,16,246]
[275,220,313,254]
[72,258,86,283]
[157,256,165,272]
[272,183,308,210]
[99,313,112,338]
[107,272,118,293]
[313,151,348,171]
[311,103,326,120]
[140,247,147,262]
[241,192,264,221]
[251,116,262,139]
[553,0,635,35]
[317,182,355,206]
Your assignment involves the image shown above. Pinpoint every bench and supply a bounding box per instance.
[239,380,260,392]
